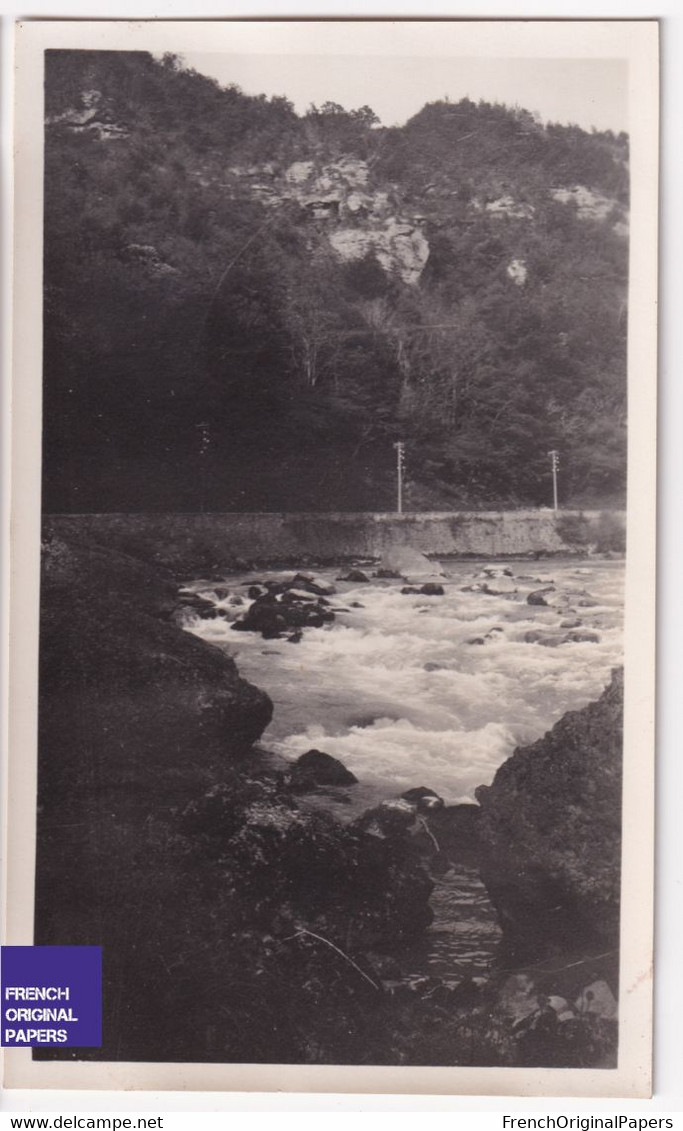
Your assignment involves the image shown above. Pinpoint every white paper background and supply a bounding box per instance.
[0,0,680,1116]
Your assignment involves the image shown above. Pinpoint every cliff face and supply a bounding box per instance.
[476,670,623,972]
[227,156,430,284]
[43,51,629,513]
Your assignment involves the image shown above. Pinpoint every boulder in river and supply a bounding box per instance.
[527,589,551,606]
[177,591,217,616]
[354,798,418,839]
[232,590,335,637]
[566,630,600,644]
[290,572,336,596]
[400,786,445,812]
[337,569,371,583]
[482,579,518,596]
[402,583,445,596]
[380,546,438,578]
[289,749,358,791]
[231,595,288,638]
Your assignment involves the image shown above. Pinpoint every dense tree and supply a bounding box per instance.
[42,51,628,512]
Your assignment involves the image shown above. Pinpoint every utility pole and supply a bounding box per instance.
[548,450,560,513]
[197,421,211,513]
[393,441,405,514]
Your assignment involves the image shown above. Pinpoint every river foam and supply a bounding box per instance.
[184,559,623,806]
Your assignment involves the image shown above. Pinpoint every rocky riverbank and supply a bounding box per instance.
[36,530,621,1067]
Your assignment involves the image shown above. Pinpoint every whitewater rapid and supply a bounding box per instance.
[182,558,623,810]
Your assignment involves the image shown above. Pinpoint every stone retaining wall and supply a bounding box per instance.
[45,510,625,573]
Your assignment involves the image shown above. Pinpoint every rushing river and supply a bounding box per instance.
[182,555,624,980]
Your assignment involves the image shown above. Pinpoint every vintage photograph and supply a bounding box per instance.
[7,20,658,1094]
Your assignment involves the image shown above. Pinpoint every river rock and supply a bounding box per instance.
[523,630,543,643]
[177,591,217,615]
[380,546,436,577]
[198,606,224,620]
[280,587,319,603]
[422,803,482,863]
[400,786,445,811]
[482,579,518,596]
[232,592,334,636]
[289,749,358,791]
[574,979,618,1020]
[527,589,550,606]
[538,634,565,648]
[211,585,234,601]
[566,630,600,644]
[337,569,371,583]
[402,583,445,596]
[499,973,540,1024]
[354,798,418,839]
[290,572,336,596]
[283,603,335,629]
[476,670,623,969]
[231,595,288,638]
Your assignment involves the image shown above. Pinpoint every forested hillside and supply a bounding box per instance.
[43,50,629,513]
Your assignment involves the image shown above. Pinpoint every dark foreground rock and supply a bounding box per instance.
[476,670,623,978]
[36,531,436,1065]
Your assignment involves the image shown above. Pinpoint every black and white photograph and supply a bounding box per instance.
[6,19,658,1096]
